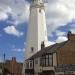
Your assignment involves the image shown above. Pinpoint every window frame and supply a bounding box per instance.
[40,53,53,67]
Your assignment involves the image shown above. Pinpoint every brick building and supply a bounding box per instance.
[24,32,75,75]
[3,57,23,75]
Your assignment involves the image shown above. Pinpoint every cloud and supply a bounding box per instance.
[0,12,8,20]
[1,0,75,34]
[56,30,66,36]
[45,41,55,46]
[11,45,25,52]
[56,36,68,43]
[70,28,75,34]
[4,26,23,37]
[0,0,29,24]
[12,48,25,52]
[0,6,11,20]
[6,20,19,26]
[1,0,75,40]
[45,0,75,36]
[53,30,68,43]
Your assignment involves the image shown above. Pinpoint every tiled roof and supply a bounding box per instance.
[26,32,75,60]
[27,41,68,60]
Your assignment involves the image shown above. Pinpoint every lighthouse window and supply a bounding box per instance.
[39,9,41,13]
[31,47,34,52]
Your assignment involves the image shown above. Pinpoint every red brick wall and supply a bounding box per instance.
[57,41,75,65]
[4,58,23,75]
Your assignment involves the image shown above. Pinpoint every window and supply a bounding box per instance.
[40,55,45,66]
[39,9,41,13]
[43,55,46,66]
[26,62,29,69]
[35,59,38,64]
[46,55,48,66]
[49,54,52,66]
[30,61,33,68]
[40,54,53,66]
[31,47,34,52]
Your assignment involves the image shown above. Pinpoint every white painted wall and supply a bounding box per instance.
[34,58,42,73]
[53,53,57,67]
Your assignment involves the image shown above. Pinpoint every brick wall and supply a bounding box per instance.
[57,39,75,65]
[4,57,23,75]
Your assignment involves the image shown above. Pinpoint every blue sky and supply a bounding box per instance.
[0,0,75,62]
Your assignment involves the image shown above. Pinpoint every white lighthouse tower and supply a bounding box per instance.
[25,0,48,59]
[22,0,48,75]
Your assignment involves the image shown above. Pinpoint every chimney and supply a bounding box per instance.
[41,41,45,49]
[12,57,16,62]
[67,31,71,40]
[67,31,75,41]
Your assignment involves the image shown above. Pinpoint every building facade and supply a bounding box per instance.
[0,63,4,75]
[25,32,75,75]
[3,57,23,75]
[0,69,2,75]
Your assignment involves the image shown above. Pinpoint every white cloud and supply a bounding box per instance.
[0,6,12,20]
[11,44,25,52]
[45,0,75,36]
[45,41,55,46]
[4,26,23,37]
[12,48,25,52]
[56,36,68,43]
[47,41,55,45]
[55,30,68,43]
[70,28,75,34]
[6,20,19,26]
[56,30,66,36]
[0,12,8,20]
[0,0,29,24]
[13,48,22,52]
[0,0,75,39]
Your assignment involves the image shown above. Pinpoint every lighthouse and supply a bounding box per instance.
[22,0,48,75]
[25,0,48,59]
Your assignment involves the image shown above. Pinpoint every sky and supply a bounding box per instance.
[0,0,75,62]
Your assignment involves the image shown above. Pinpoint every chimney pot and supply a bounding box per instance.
[67,31,75,41]
[12,57,16,61]
[67,31,71,40]
[41,41,45,49]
